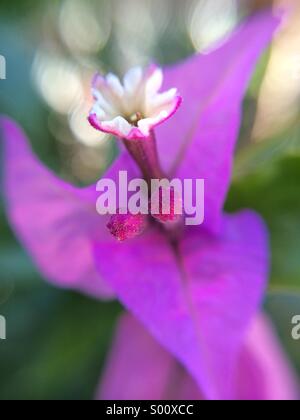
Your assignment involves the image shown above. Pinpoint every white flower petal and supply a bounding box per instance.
[138,108,170,134]
[93,103,109,120]
[146,88,178,116]
[151,88,177,108]
[89,66,181,139]
[92,88,116,115]
[145,68,163,97]
[106,73,125,97]
[137,119,151,136]
[102,116,132,137]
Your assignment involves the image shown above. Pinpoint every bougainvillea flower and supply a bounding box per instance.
[98,313,298,401]
[1,10,291,399]
[89,66,182,140]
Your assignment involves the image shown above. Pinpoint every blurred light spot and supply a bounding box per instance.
[33,52,83,114]
[70,142,112,183]
[69,101,109,146]
[147,0,171,36]
[59,0,111,54]
[188,0,238,53]
[114,0,157,69]
[252,0,300,140]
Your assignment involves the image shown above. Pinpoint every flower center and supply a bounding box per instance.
[128,112,144,126]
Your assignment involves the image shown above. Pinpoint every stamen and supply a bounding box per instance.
[129,112,143,126]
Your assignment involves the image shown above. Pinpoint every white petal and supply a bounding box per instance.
[90,66,181,139]
[93,103,109,120]
[102,116,132,137]
[124,66,143,95]
[151,88,177,108]
[138,109,169,134]
[92,89,116,115]
[137,118,152,136]
[145,67,163,97]
[106,73,125,97]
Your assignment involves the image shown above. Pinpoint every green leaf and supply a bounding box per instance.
[226,155,300,290]
[234,120,300,178]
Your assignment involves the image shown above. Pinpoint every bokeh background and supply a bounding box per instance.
[0,0,300,400]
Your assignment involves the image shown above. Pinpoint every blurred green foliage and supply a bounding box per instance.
[228,154,300,290]
[227,150,300,378]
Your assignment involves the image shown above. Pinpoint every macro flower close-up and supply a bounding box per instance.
[89,66,182,140]
[0,0,299,403]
